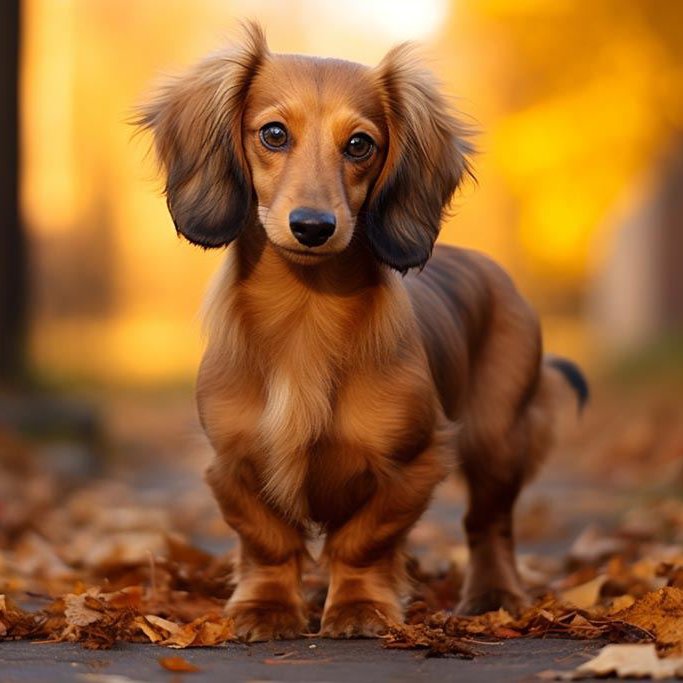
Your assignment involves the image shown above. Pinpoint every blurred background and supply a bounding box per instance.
[1,1,682,569]
[4,0,683,387]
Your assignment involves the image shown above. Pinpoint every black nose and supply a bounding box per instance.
[289,207,336,247]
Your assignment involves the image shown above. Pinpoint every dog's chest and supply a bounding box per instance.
[253,356,435,525]
[256,363,379,523]
[204,278,434,524]
[303,436,377,527]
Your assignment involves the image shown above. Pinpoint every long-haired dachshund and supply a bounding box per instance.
[136,23,587,641]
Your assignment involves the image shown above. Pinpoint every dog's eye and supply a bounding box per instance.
[344,133,375,161]
[259,122,288,150]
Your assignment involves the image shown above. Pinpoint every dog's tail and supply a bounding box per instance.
[544,355,589,414]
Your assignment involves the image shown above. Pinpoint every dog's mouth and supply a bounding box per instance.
[274,244,334,264]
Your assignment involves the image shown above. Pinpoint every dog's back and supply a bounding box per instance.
[407,244,540,420]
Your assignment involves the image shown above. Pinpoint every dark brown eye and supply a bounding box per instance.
[344,133,374,160]
[259,122,288,150]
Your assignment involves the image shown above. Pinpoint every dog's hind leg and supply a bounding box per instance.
[457,435,530,615]
[456,361,569,615]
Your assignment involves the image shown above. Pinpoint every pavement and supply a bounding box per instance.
[0,637,605,683]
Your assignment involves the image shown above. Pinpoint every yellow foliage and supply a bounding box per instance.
[20,0,683,381]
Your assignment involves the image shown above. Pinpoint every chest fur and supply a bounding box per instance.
[199,251,436,524]
[201,343,438,527]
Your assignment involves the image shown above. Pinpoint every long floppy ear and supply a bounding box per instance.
[133,23,268,248]
[366,44,474,272]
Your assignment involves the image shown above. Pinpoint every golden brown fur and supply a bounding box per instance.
[136,23,584,641]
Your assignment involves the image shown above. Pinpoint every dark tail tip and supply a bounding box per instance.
[547,356,590,412]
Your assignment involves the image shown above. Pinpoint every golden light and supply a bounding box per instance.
[20,1,683,382]
[310,0,450,42]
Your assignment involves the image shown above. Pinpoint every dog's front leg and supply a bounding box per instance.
[206,459,308,641]
[320,446,448,637]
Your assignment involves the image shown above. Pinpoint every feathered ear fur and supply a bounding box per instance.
[134,23,269,248]
[365,45,474,272]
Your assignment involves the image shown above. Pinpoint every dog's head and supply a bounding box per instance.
[137,23,473,272]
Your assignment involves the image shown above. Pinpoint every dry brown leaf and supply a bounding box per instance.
[559,575,607,609]
[104,586,143,610]
[133,616,164,643]
[614,587,683,654]
[161,623,199,649]
[64,591,104,627]
[382,618,479,658]
[158,656,201,672]
[566,614,603,639]
[176,615,234,647]
[143,614,180,636]
[138,613,234,648]
[193,616,235,646]
[0,593,40,640]
[608,594,636,613]
[443,609,515,638]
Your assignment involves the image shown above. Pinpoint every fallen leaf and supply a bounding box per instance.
[192,616,234,646]
[64,592,104,627]
[614,587,683,654]
[144,614,180,636]
[541,643,683,680]
[560,575,607,609]
[608,594,636,613]
[566,614,603,638]
[382,618,479,659]
[133,616,163,643]
[158,656,201,672]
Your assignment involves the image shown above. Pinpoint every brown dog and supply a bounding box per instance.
[136,23,587,641]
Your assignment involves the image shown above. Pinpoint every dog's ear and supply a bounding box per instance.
[366,45,474,272]
[134,22,268,248]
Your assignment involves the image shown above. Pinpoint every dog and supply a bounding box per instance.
[136,22,588,641]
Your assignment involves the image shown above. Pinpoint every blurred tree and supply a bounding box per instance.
[449,0,683,303]
[0,0,26,385]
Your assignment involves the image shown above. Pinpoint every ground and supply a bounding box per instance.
[0,637,606,683]
[1,376,683,681]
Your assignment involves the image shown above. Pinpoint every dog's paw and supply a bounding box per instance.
[456,587,529,616]
[227,600,306,642]
[320,601,396,638]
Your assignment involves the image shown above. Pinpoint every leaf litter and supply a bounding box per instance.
[3,390,683,680]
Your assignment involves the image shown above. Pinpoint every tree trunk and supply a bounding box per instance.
[0,0,26,385]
